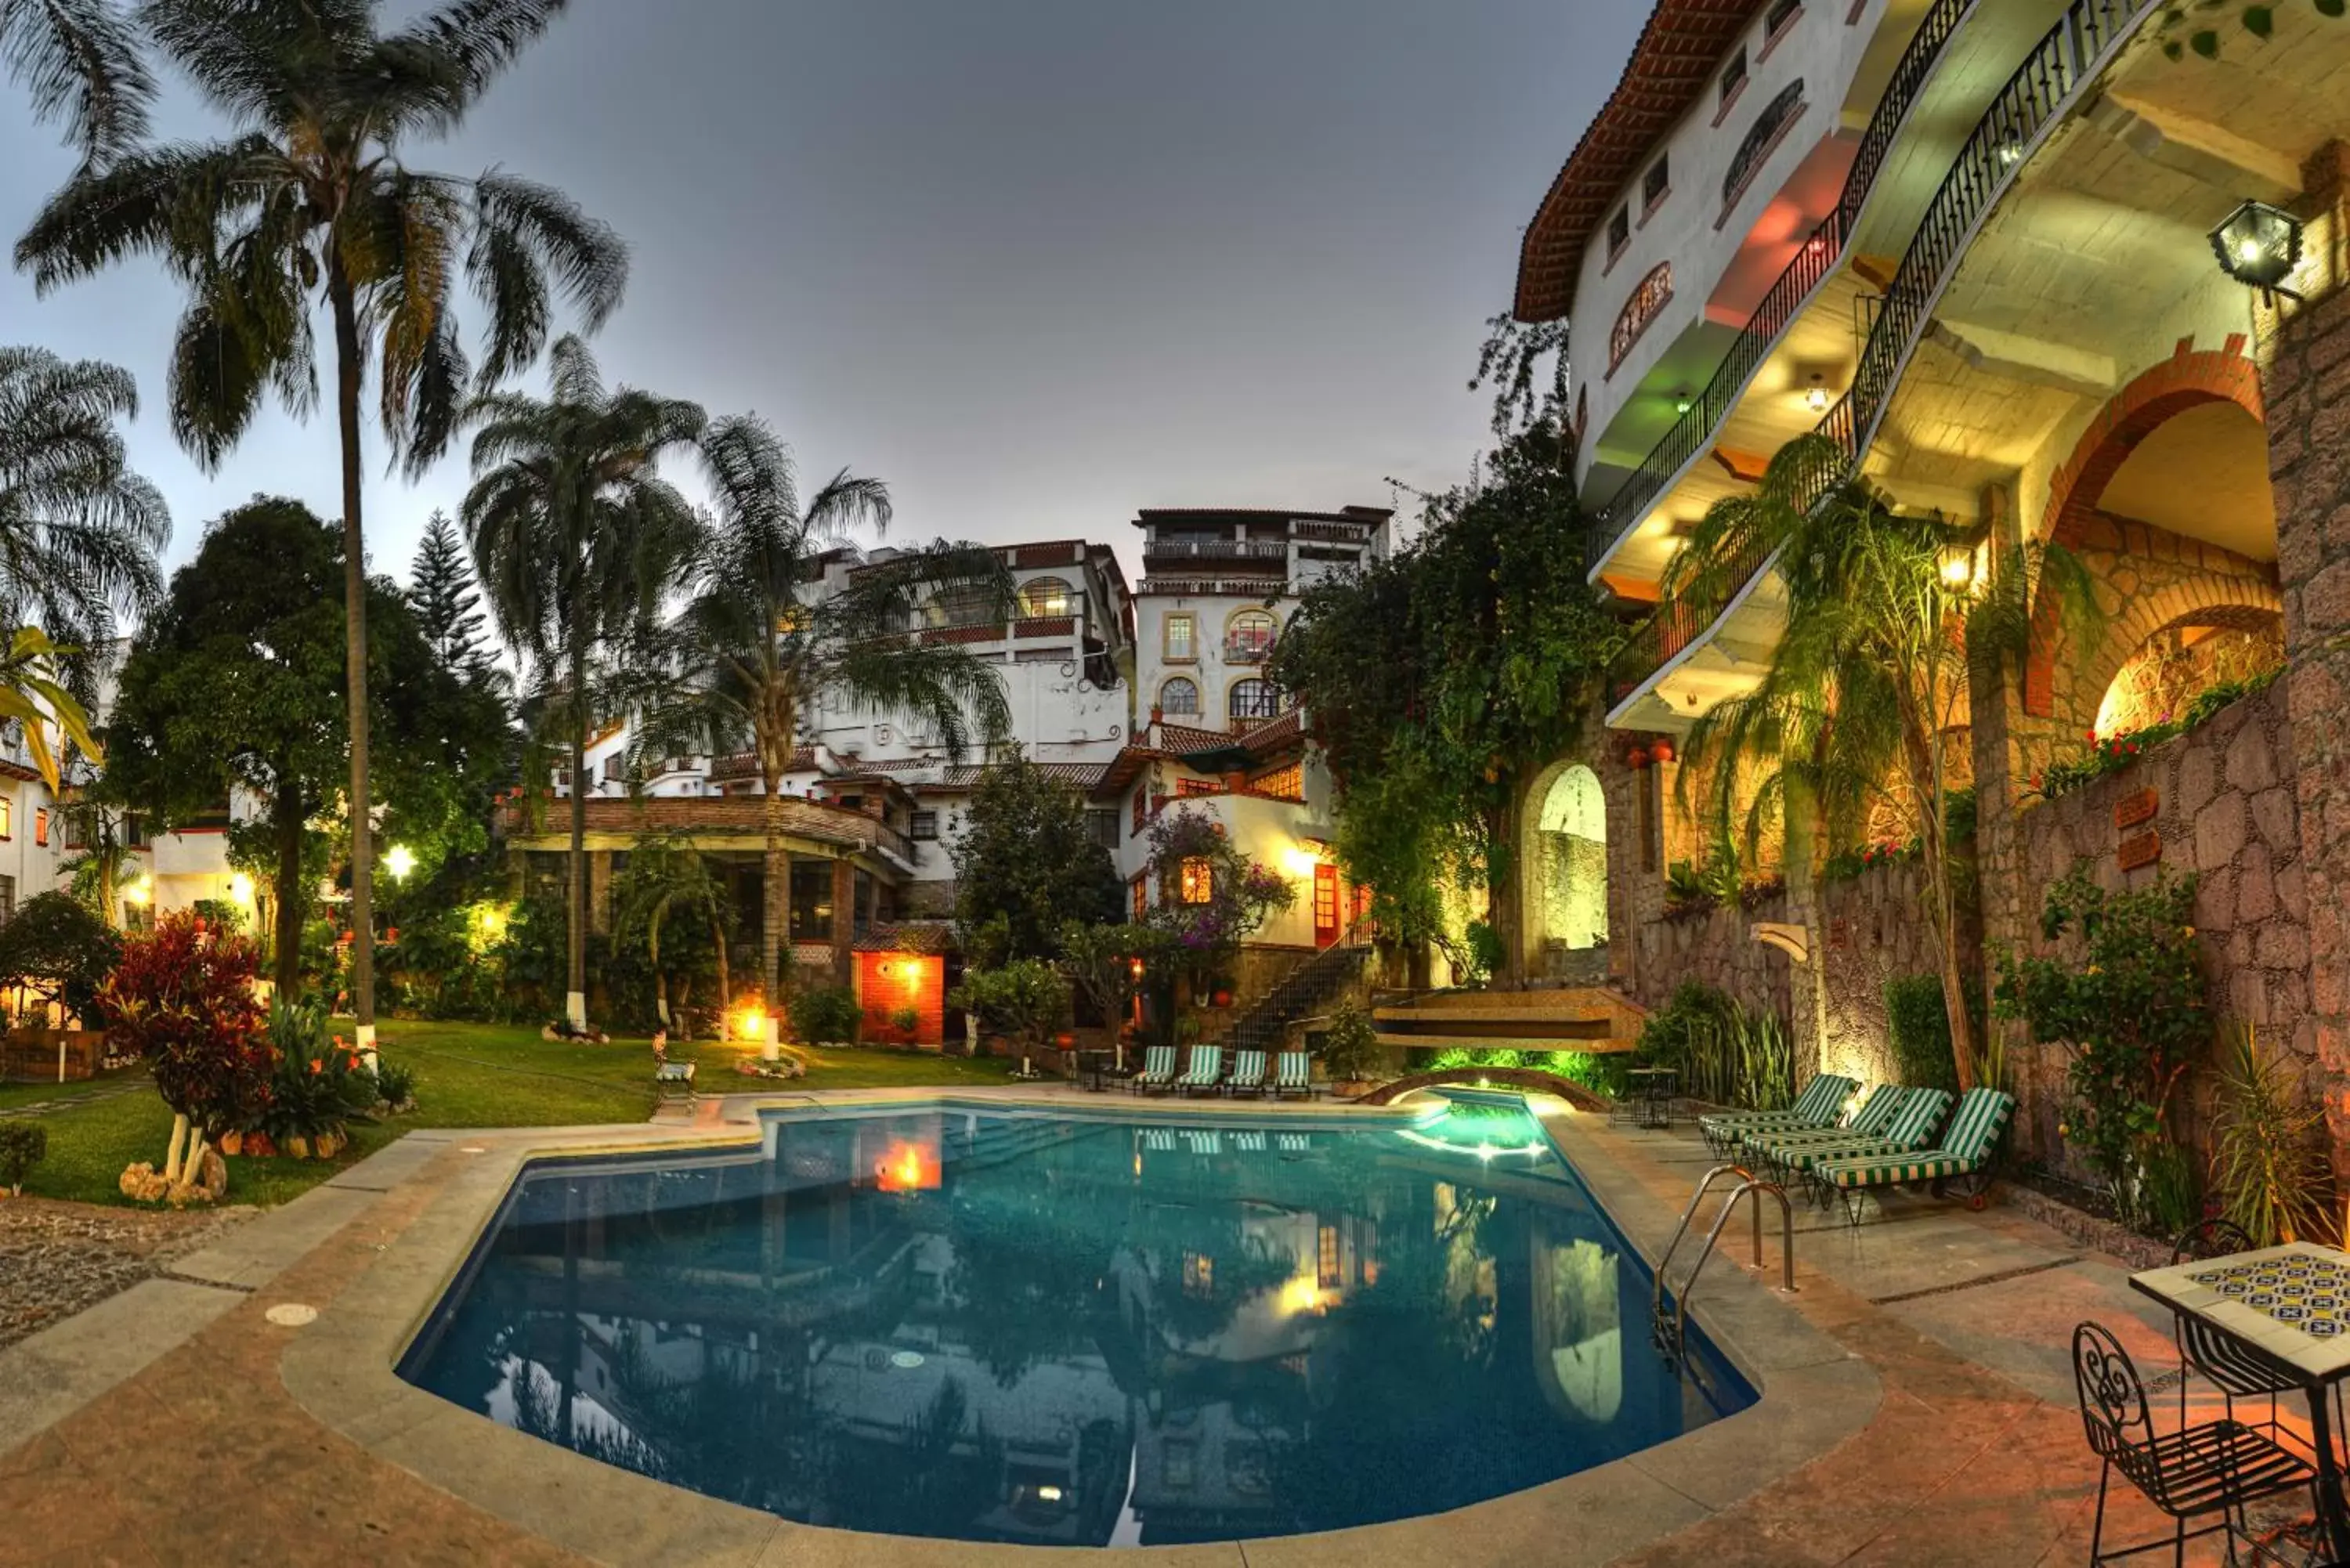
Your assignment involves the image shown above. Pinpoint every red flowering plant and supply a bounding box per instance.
[253,999,380,1158]
[96,912,272,1194]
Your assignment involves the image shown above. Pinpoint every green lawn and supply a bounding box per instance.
[5,1020,1020,1209]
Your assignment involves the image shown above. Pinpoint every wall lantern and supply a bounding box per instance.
[2209,199,2304,304]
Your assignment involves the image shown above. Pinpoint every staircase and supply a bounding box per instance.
[1209,921,1375,1057]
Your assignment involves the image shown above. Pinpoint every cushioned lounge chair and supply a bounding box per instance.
[1815,1088,2016,1225]
[1226,1049,1271,1097]
[1768,1087,1954,1202]
[1176,1046,1225,1097]
[1697,1073,1855,1155]
[1274,1050,1316,1100]
[1737,1082,1907,1167]
[1130,1045,1178,1095]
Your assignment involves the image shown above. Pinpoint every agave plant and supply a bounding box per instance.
[2211,1023,2331,1247]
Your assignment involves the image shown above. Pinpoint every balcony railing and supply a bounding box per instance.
[1611,0,2157,706]
[1223,639,1274,665]
[1586,0,1983,570]
[1143,538,1288,561]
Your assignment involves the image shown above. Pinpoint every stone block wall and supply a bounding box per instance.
[2006,679,2310,1178]
[1814,862,1958,1091]
[1628,888,1795,1027]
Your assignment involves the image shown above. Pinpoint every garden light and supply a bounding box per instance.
[125,873,152,905]
[384,843,417,880]
[2210,199,2304,303]
[228,873,253,901]
[732,1003,768,1043]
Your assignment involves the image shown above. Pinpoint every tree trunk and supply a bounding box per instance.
[328,269,377,1058]
[1485,786,1525,987]
[713,915,731,1015]
[566,640,589,1029]
[761,782,786,1058]
[272,785,306,1000]
[650,907,668,1028]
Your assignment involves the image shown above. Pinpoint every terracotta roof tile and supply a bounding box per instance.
[853,920,958,955]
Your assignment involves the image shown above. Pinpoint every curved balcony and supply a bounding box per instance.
[1584,0,1983,576]
[1610,0,2163,717]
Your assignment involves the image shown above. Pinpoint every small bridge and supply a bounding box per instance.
[1354,1068,1609,1115]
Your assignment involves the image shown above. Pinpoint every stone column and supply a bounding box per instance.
[2264,141,2350,1177]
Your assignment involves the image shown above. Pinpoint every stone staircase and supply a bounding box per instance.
[1208,922,1375,1057]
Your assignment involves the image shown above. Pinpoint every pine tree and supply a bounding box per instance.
[411,511,491,679]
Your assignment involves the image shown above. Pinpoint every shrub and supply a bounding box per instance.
[0,891,122,1026]
[1636,982,1791,1109]
[374,1058,420,1112]
[788,985,863,1046]
[950,959,1072,1053]
[889,1005,921,1040]
[1318,1002,1382,1082]
[1542,1050,1632,1100]
[98,912,272,1143]
[0,1122,45,1194]
[1884,974,1960,1093]
[2211,1022,2330,1246]
[253,1001,378,1152]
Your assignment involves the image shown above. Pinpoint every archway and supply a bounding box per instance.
[2091,605,2285,735]
[1531,764,1607,974]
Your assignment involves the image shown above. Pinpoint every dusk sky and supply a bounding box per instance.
[0,1,1645,599]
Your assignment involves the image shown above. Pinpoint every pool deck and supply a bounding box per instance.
[0,1086,2251,1566]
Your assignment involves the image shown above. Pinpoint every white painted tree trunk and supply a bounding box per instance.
[163,1113,189,1183]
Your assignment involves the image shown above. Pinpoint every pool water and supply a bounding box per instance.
[400,1103,1752,1548]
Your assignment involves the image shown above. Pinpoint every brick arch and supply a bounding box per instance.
[2075,595,2285,732]
[2023,345,2268,717]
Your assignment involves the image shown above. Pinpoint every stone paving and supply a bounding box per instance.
[0,1198,249,1352]
[0,1094,2312,1566]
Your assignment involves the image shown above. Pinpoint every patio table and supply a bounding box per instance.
[1625,1066,1679,1129]
[2130,1241,2350,1561]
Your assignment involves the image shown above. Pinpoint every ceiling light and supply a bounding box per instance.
[1804,374,1831,414]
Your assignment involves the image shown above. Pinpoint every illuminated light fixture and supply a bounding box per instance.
[1997,141,2023,167]
[1036,1486,1065,1504]
[1804,374,1831,414]
[1281,844,1319,877]
[2209,198,2305,305]
[229,873,254,902]
[1672,390,1694,415]
[125,873,154,906]
[1940,553,1975,587]
[383,843,417,880]
[732,1003,768,1042]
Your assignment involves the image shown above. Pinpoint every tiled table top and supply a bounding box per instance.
[2131,1243,2350,1382]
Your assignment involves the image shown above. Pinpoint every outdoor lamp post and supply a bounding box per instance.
[2210,199,2305,305]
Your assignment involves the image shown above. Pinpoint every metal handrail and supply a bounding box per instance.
[1588,0,1983,569]
[1654,1166,1799,1362]
[1607,0,2160,703]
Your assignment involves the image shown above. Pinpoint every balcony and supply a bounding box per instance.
[1143,538,1288,564]
[1607,0,2158,716]
[499,793,912,864]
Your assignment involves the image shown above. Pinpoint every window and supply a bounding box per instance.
[1318,1225,1342,1291]
[925,585,999,629]
[1228,678,1279,723]
[1130,873,1148,920]
[1086,810,1119,851]
[1179,858,1214,905]
[1249,761,1303,801]
[1605,204,1630,260]
[1765,0,1800,42]
[32,807,46,847]
[1163,612,1196,661]
[1181,1252,1215,1298]
[602,754,627,782]
[1160,677,1201,717]
[0,798,12,840]
[1017,576,1071,618]
[1723,81,1805,208]
[1177,777,1219,797]
[0,875,16,925]
[1608,262,1674,374]
[910,811,938,841]
[1225,609,1278,663]
[1719,47,1748,110]
[1162,1440,1198,1490]
[1132,786,1149,836]
[1643,154,1669,214]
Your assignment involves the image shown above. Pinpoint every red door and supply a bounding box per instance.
[1313,864,1341,948]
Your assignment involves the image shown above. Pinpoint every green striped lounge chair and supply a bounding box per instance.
[1227,1050,1271,1098]
[1815,1088,2017,1225]
[1274,1050,1315,1100]
[1176,1046,1226,1097]
[1130,1045,1178,1095]
[1698,1073,1855,1156]
[1770,1087,1954,1204]
[1737,1082,1907,1170]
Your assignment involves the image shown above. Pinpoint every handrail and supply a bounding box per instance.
[1653,1165,1799,1364]
[1606,0,2161,705]
[1587,0,1983,570]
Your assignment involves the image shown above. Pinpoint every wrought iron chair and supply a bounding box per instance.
[2074,1320,2316,1566]
[2167,1221,2301,1445]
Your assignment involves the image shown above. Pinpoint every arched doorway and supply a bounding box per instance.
[1533,764,1607,974]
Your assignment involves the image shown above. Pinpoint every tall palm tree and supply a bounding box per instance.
[632,414,1014,1045]
[0,345,168,669]
[12,0,626,1051]
[612,833,732,1038]
[1663,433,2094,1089]
[462,336,703,1030]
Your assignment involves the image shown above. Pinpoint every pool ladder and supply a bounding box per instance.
[1652,1165,1798,1365]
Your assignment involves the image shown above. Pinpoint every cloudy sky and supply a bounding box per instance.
[0,0,1645,596]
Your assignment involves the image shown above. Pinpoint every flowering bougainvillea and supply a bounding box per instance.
[1139,807,1295,988]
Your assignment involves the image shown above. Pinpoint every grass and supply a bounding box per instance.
[5,1019,1021,1209]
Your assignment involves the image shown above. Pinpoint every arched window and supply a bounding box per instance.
[1018,576,1072,618]
[1160,677,1201,717]
[1228,679,1279,722]
[1225,609,1278,663]
[1609,262,1672,374]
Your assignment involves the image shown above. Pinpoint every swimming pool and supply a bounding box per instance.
[400,1100,1752,1548]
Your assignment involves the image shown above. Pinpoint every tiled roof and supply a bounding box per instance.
[927,761,1110,791]
[1514,0,1762,324]
[1155,710,1305,760]
[853,920,958,955]
[1133,505,1392,529]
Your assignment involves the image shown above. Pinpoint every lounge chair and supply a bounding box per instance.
[1766,1087,1954,1202]
[1697,1073,1855,1155]
[1182,1128,1224,1154]
[1130,1045,1178,1095]
[1226,1049,1271,1098]
[1273,1050,1316,1100]
[1232,1129,1267,1153]
[1815,1087,2016,1225]
[1141,1127,1177,1151]
[1176,1046,1225,1097]
[1737,1082,1907,1169]
[1275,1132,1311,1152]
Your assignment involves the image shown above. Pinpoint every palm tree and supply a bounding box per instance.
[462,336,703,1030]
[1662,433,2093,1089]
[0,345,168,670]
[632,414,1014,1045]
[12,0,626,1052]
[612,833,732,1038]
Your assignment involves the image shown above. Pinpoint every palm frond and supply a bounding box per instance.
[0,0,154,165]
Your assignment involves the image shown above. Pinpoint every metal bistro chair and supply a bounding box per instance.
[2168,1222,2307,1453]
[2074,1321,2316,1566]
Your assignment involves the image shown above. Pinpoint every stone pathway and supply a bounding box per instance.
[0,1197,251,1351]
[0,1075,150,1118]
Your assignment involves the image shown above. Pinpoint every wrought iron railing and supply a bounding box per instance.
[1587,0,1983,569]
[1607,0,2159,710]
[1144,538,1288,561]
